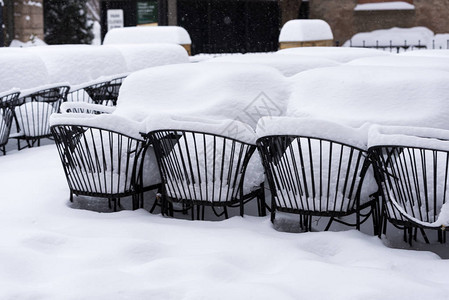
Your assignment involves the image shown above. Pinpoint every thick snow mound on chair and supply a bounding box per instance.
[287,65,449,129]
[115,63,290,129]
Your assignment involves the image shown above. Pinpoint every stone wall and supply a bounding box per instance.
[13,0,44,42]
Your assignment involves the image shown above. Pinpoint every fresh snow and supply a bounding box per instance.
[205,53,339,76]
[344,27,434,48]
[354,1,415,11]
[103,26,192,45]
[0,145,448,298]
[26,45,127,85]
[347,55,449,72]
[115,63,290,129]
[2,45,449,298]
[105,43,189,72]
[287,65,449,130]
[279,19,333,42]
[0,50,49,92]
[276,46,392,63]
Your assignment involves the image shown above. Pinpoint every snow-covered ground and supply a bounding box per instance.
[0,144,449,299]
[2,45,449,298]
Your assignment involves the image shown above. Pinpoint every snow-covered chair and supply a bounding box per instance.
[50,113,161,211]
[67,80,110,105]
[84,74,127,107]
[67,74,128,107]
[143,117,266,220]
[369,125,449,245]
[60,102,116,115]
[256,117,379,233]
[0,90,20,155]
[11,84,70,150]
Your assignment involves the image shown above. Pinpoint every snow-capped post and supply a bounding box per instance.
[278,19,333,50]
[103,26,192,56]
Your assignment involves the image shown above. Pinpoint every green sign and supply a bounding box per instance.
[137,1,158,25]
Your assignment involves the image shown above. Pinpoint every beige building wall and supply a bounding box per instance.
[13,0,44,42]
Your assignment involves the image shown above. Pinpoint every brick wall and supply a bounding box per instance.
[309,0,449,46]
[13,0,44,42]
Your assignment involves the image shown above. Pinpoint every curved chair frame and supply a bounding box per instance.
[0,91,20,155]
[257,135,379,233]
[369,145,448,244]
[144,129,265,220]
[12,85,70,150]
[51,124,160,211]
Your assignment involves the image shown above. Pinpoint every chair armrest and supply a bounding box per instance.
[60,102,116,114]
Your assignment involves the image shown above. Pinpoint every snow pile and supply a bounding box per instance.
[369,125,449,227]
[1,141,449,298]
[287,66,449,129]
[277,46,391,63]
[279,19,333,42]
[205,53,339,77]
[0,50,49,92]
[26,45,127,85]
[115,63,290,129]
[347,55,449,72]
[401,49,449,58]
[344,27,434,48]
[105,44,189,72]
[9,37,47,47]
[257,117,377,209]
[50,112,144,141]
[354,1,415,11]
[103,26,191,45]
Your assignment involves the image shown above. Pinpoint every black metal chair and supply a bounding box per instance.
[82,75,127,107]
[68,80,110,105]
[144,129,265,220]
[51,118,160,211]
[369,144,449,245]
[60,102,116,115]
[257,135,379,233]
[11,85,70,150]
[0,91,20,155]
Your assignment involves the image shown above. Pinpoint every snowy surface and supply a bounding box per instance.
[50,112,145,141]
[433,34,449,49]
[205,53,339,77]
[287,66,449,129]
[347,55,449,72]
[354,1,415,11]
[103,26,191,45]
[368,125,449,151]
[26,45,127,85]
[276,46,391,63]
[115,63,290,129]
[0,50,49,92]
[0,145,449,298]
[9,37,47,47]
[279,19,333,42]
[401,49,449,58]
[257,116,368,149]
[344,27,434,48]
[105,44,189,72]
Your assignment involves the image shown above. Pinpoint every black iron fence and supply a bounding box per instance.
[345,39,449,53]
